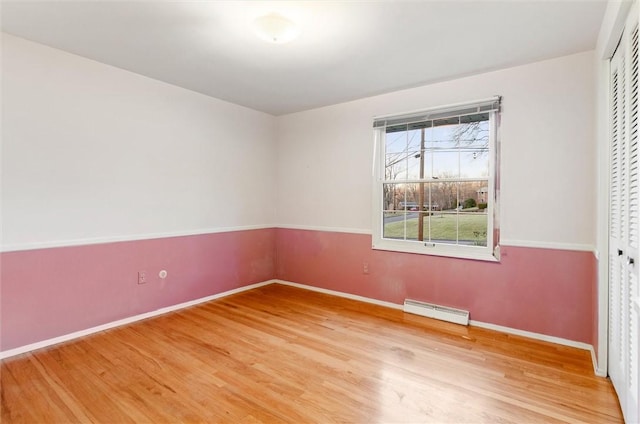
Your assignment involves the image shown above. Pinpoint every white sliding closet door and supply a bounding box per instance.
[609,3,640,423]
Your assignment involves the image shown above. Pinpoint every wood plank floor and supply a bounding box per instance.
[1,284,623,423]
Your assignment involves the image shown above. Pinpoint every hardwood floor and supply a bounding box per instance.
[1,284,623,423]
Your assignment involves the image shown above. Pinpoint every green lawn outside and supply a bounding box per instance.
[384,213,487,245]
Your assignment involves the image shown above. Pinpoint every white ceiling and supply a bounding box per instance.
[1,0,607,116]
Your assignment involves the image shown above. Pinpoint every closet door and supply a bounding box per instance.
[609,4,640,423]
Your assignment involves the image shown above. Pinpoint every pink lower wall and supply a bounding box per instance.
[1,227,597,353]
[276,229,596,345]
[0,229,276,351]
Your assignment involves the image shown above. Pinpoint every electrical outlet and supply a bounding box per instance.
[363,262,369,274]
[138,271,147,285]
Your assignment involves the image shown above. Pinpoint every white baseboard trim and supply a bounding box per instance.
[2,278,603,378]
[0,280,275,360]
[274,279,403,310]
[468,320,592,351]
[470,320,603,375]
[276,280,601,376]
[591,346,607,377]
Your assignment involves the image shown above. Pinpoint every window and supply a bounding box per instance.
[372,97,501,261]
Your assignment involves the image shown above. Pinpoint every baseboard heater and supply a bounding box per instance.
[403,299,469,326]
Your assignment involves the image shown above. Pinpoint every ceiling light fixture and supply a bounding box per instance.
[253,13,299,44]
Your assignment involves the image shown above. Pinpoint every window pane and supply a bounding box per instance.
[431,181,459,211]
[385,129,408,153]
[430,181,459,244]
[424,183,441,211]
[385,127,429,181]
[428,211,488,247]
[383,212,409,240]
[383,183,423,211]
[382,184,400,211]
[406,128,422,152]
[461,145,489,178]
[459,180,489,208]
[458,211,488,247]
[430,212,458,245]
[418,211,431,242]
[430,124,459,178]
[407,151,422,180]
[383,211,433,242]
[383,182,428,241]
[404,214,421,241]
[383,183,412,240]
[459,119,490,178]
[432,150,459,178]
[458,180,489,246]
[385,153,408,180]
[408,148,433,180]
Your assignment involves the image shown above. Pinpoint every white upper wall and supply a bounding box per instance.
[1,34,277,250]
[1,33,597,251]
[276,50,597,249]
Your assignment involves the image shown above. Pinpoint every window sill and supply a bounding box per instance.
[372,239,500,262]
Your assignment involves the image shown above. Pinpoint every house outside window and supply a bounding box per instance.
[372,97,501,261]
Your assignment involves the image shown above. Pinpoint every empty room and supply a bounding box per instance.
[0,0,636,422]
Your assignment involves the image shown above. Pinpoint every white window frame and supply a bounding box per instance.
[372,97,501,262]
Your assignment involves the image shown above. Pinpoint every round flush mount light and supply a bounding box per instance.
[253,13,300,44]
